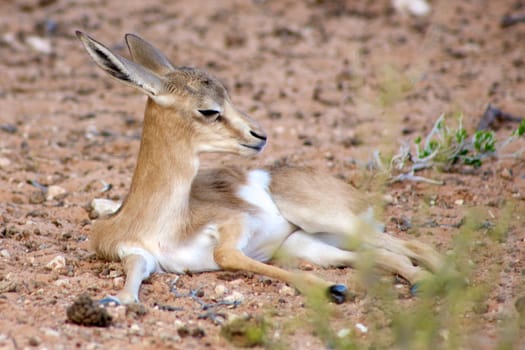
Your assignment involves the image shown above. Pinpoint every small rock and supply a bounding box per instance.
[392,0,431,16]
[337,328,351,338]
[0,249,10,258]
[107,305,127,322]
[500,168,513,180]
[25,36,52,54]
[113,277,124,289]
[215,284,228,297]
[46,255,66,271]
[0,124,17,134]
[177,326,190,338]
[53,279,70,288]
[0,157,11,168]
[90,198,122,219]
[191,327,206,338]
[126,303,147,318]
[28,336,40,346]
[0,279,19,293]
[278,285,296,297]
[29,191,46,204]
[454,199,464,206]
[129,323,143,335]
[224,291,244,303]
[42,328,60,338]
[46,185,66,201]
[383,194,395,205]
[355,323,368,333]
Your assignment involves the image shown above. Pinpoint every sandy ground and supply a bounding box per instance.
[1,0,525,349]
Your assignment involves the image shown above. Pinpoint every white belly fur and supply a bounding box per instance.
[236,170,295,262]
[124,169,294,273]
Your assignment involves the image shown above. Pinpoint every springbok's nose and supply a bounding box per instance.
[250,130,267,141]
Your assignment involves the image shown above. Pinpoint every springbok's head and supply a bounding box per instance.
[76,31,267,156]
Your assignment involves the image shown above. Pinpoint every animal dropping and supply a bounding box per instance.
[76,31,443,305]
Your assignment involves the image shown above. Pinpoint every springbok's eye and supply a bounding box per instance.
[198,109,221,121]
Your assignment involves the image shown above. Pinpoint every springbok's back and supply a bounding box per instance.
[76,31,443,305]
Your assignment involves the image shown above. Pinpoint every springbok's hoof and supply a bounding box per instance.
[410,283,420,296]
[328,284,348,304]
[99,296,122,306]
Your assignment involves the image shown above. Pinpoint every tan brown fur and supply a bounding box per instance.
[77,31,443,304]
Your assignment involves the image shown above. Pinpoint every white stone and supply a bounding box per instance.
[392,0,431,16]
[0,249,10,258]
[224,291,244,303]
[113,277,125,289]
[129,323,143,336]
[454,199,464,206]
[46,185,67,201]
[46,255,66,270]
[0,157,11,168]
[26,36,52,54]
[278,285,296,297]
[53,279,70,287]
[42,328,60,338]
[337,328,351,338]
[355,323,368,333]
[91,198,122,217]
[215,284,228,297]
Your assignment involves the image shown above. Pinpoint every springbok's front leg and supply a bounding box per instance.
[100,249,157,305]
[213,218,348,304]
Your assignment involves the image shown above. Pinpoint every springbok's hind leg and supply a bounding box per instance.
[99,249,157,305]
[277,230,432,285]
[269,167,443,280]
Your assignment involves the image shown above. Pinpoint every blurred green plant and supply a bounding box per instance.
[377,65,416,108]
[280,206,522,350]
[373,114,525,184]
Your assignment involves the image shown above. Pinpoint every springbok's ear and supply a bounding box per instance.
[76,30,167,100]
[125,33,176,75]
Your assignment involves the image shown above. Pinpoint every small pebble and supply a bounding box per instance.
[215,284,228,297]
[126,303,147,318]
[454,199,464,206]
[129,323,143,335]
[113,277,124,289]
[0,250,10,258]
[46,185,67,201]
[278,285,296,297]
[28,336,40,346]
[337,328,351,338]
[500,168,513,180]
[0,157,11,168]
[42,328,60,338]
[26,36,52,54]
[0,279,18,293]
[29,191,46,204]
[53,279,70,288]
[46,255,66,271]
[224,291,244,303]
[392,0,431,16]
[355,323,368,333]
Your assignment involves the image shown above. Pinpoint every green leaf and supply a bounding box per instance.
[464,157,482,168]
[514,119,525,137]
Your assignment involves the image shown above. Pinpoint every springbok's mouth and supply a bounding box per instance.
[241,142,265,152]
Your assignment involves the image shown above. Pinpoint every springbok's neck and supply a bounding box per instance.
[125,99,198,221]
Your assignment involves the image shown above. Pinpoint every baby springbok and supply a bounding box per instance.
[76,31,442,305]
